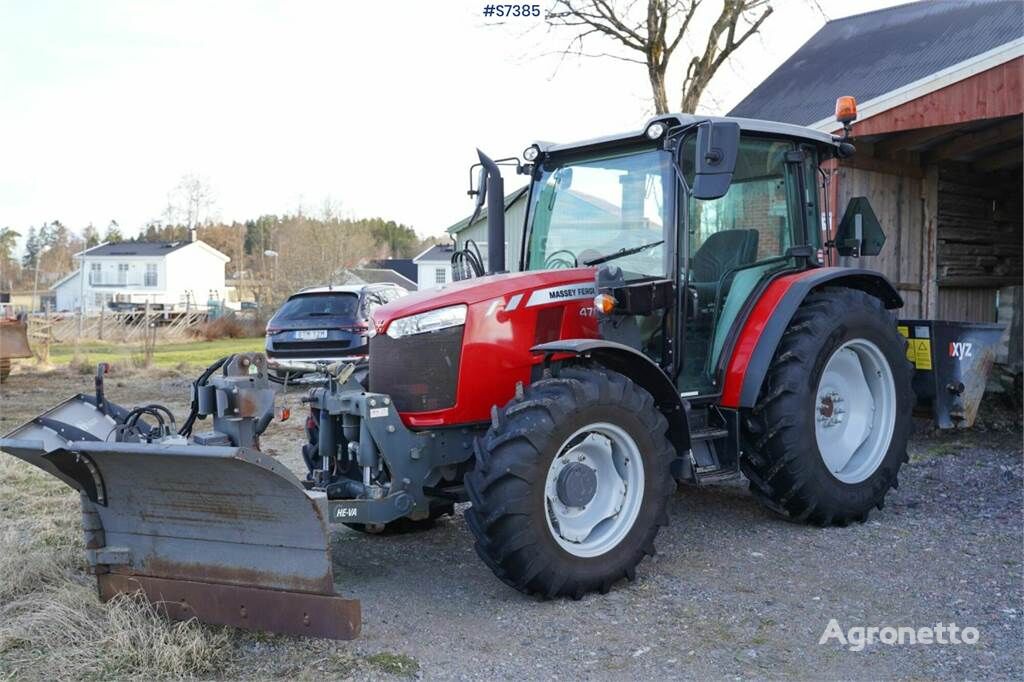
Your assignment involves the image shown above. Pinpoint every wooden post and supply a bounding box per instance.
[921,164,940,320]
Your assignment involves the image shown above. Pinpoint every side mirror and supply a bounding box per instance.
[687,121,740,200]
[473,165,488,211]
[835,196,886,257]
[554,167,573,191]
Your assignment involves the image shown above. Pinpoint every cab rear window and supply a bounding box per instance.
[275,293,359,320]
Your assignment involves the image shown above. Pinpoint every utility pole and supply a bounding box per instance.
[32,245,48,312]
[263,250,278,318]
[77,251,86,336]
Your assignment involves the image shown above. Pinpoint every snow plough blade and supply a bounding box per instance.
[0,394,360,640]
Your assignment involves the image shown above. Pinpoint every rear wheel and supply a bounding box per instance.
[741,287,913,525]
[465,367,675,598]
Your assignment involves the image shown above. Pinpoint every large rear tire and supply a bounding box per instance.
[741,287,913,525]
[464,367,675,598]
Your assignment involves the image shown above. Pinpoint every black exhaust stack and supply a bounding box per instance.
[477,149,505,274]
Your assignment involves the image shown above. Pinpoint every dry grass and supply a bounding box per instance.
[189,316,248,341]
[0,457,231,681]
[0,585,232,681]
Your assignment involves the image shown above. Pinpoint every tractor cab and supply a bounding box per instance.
[518,115,839,398]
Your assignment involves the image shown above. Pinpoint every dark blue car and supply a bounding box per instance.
[265,284,407,374]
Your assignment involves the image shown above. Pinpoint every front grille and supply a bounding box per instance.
[273,340,351,351]
[369,325,463,412]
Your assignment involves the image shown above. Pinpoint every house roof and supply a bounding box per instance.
[413,243,455,263]
[50,269,81,290]
[366,258,417,283]
[349,267,418,290]
[727,0,1024,126]
[447,186,531,235]
[82,241,192,257]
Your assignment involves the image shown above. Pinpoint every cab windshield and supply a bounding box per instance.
[524,147,673,280]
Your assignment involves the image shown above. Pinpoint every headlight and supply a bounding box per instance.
[385,304,467,339]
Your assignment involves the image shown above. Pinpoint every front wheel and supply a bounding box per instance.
[741,287,914,525]
[464,367,675,598]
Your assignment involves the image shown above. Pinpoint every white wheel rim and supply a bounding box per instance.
[814,339,897,484]
[543,422,645,558]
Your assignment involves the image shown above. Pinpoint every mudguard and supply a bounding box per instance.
[531,339,690,454]
[720,267,902,408]
[0,395,360,639]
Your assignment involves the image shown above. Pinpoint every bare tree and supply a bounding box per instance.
[546,0,773,114]
[165,174,216,229]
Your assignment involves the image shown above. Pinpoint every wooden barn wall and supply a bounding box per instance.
[836,166,927,318]
[937,288,998,322]
[847,58,1023,137]
[936,163,1022,287]
[934,163,1022,323]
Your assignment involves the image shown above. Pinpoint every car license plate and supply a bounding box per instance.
[294,329,328,340]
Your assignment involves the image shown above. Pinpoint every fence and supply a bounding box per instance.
[28,307,209,344]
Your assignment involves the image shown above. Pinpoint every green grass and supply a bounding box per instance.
[363,652,420,677]
[47,338,265,369]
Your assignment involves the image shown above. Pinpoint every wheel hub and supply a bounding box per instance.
[556,461,598,508]
[817,391,845,427]
[813,340,897,484]
[543,425,645,558]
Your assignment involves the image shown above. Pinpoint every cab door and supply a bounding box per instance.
[677,136,818,395]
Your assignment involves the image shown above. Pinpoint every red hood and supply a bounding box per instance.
[374,268,595,329]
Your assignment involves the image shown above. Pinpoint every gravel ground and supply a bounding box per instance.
[1,367,1022,680]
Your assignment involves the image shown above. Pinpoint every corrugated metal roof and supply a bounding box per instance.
[728,0,1023,125]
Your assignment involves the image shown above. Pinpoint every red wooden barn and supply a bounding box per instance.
[730,0,1022,369]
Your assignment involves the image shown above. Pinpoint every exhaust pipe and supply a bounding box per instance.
[476,150,506,274]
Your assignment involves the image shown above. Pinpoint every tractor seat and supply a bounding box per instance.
[689,229,760,306]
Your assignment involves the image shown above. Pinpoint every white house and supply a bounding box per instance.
[413,244,455,290]
[53,237,230,313]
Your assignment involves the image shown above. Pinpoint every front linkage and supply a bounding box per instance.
[301,365,481,528]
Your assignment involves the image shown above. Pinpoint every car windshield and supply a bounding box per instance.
[275,293,359,320]
[525,147,673,280]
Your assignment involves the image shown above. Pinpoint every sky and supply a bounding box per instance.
[0,0,910,247]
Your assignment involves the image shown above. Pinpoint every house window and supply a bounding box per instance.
[435,268,446,285]
[144,263,158,287]
[90,262,101,285]
[117,263,129,285]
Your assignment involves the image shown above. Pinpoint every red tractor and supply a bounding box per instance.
[1,100,913,638]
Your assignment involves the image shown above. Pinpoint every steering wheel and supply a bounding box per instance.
[544,250,578,269]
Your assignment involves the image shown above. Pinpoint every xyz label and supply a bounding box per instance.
[949,342,973,359]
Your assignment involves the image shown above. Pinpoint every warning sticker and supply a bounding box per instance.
[911,339,932,370]
[897,325,909,338]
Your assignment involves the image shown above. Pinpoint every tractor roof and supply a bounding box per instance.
[536,114,838,156]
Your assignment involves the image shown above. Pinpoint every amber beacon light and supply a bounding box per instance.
[835,95,858,124]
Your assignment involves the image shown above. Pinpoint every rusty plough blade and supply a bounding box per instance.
[0,395,360,639]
